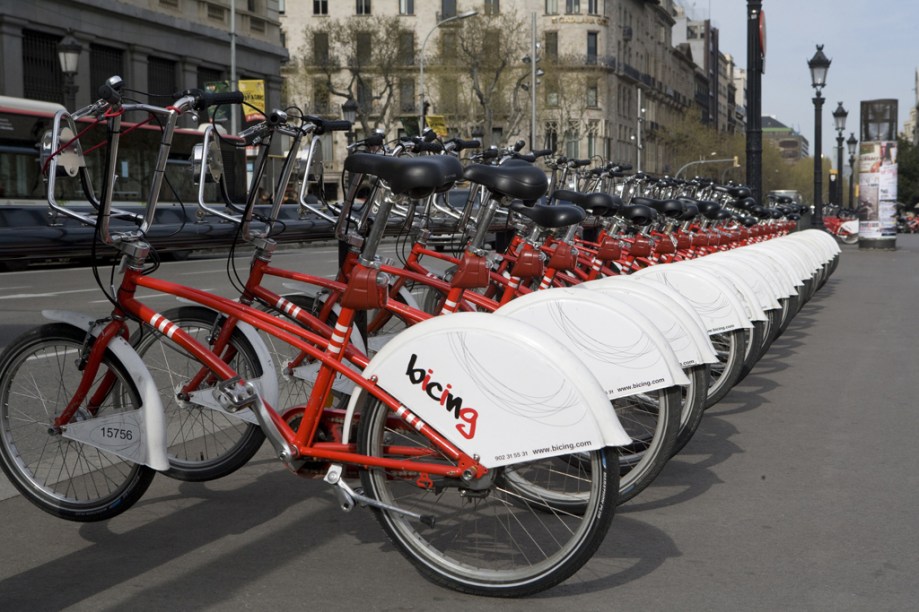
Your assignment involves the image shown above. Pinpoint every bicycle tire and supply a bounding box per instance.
[705,329,745,408]
[132,306,265,482]
[614,385,680,503]
[357,396,618,597]
[737,320,767,382]
[0,323,154,521]
[671,365,709,456]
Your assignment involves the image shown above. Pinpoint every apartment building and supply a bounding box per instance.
[0,0,288,129]
[282,0,707,174]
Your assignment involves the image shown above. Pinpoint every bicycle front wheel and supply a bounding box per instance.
[132,306,265,482]
[357,397,617,597]
[0,323,154,521]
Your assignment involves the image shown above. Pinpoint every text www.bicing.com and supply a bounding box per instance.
[529,440,593,456]
[613,377,666,394]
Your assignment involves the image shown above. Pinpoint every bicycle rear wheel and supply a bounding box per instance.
[357,397,617,597]
[671,365,709,456]
[705,329,745,408]
[0,323,154,521]
[132,306,265,482]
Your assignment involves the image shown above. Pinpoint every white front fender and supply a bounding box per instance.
[41,310,170,471]
[341,312,630,468]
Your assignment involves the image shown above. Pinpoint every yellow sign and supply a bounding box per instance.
[239,79,265,122]
[425,114,448,138]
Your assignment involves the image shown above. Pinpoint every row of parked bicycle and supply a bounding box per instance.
[0,78,839,597]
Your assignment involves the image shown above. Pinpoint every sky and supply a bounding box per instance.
[689,0,917,166]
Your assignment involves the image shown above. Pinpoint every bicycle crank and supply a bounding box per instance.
[324,465,436,527]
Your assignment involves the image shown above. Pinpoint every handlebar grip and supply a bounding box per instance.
[451,138,481,151]
[513,139,526,152]
[573,159,592,168]
[318,120,353,133]
[531,148,553,158]
[361,133,386,147]
[195,91,245,110]
[514,153,536,163]
[415,141,444,153]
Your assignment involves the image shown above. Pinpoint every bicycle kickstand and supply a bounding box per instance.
[324,465,436,527]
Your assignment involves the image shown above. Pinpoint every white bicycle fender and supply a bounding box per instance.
[711,249,795,298]
[629,264,752,334]
[235,320,279,410]
[341,312,630,468]
[41,309,170,471]
[689,256,781,312]
[578,277,718,367]
[495,288,689,397]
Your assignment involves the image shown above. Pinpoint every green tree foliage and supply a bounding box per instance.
[897,135,919,208]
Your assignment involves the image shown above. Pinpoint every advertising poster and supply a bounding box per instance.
[856,141,898,240]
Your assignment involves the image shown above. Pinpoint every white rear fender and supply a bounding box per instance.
[630,265,753,334]
[688,257,781,312]
[341,312,630,468]
[41,310,170,471]
[711,249,795,298]
[578,277,717,366]
[495,288,689,397]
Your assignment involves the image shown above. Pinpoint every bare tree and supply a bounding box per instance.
[292,16,412,135]
[434,9,529,148]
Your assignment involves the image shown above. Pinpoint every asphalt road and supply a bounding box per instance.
[0,235,917,610]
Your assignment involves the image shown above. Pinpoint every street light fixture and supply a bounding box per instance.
[846,132,858,210]
[341,98,358,145]
[418,10,478,135]
[832,101,848,206]
[807,44,831,228]
[57,32,82,110]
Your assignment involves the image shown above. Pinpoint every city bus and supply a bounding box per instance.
[0,94,319,269]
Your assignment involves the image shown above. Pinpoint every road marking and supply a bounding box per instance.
[0,288,99,301]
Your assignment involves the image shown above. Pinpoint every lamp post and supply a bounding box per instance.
[57,32,82,110]
[341,98,358,145]
[847,132,857,210]
[418,10,478,135]
[832,101,848,206]
[807,44,831,228]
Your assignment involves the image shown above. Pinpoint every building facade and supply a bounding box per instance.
[0,0,288,129]
[282,0,719,175]
[762,115,809,161]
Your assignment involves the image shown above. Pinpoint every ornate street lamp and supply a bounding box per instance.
[832,102,848,205]
[57,32,82,110]
[341,98,358,145]
[846,132,858,210]
[807,45,831,228]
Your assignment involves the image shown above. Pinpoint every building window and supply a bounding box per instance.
[198,66,223,91]
[439,77,458,114]
[441,30,458,63]
[587,0,600,15]
[399,0,414,15]
[566,0,579,14]
[441,0,456,19]
[355,32,372,64]
[587,121,599,157]
[586,31,598,65]
[313,79,330,114]
[545,0,558,15]
[484,0,500,15]
[399,78,415,113]
[313,32,329,64]
[357,80,373,113]
[586,79,598,108]
[159,0,179,8]
[147,56,177,98]
[545,121,558,152]
[207,3,226,21]
[565,123,579,158]
[398,31,414,65]
[544,31,558,60]
[90,44,124,94]
[313,0,328,14]
[22,30,61,103]
[356,0,371,15]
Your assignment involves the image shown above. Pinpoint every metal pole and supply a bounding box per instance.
[230,0,237,135]
[530,12,537,149]
[636,87,643,172]
[835,131,844,205]
[848,154,855,209]
[812,90,824,227]
[745,0,763,202]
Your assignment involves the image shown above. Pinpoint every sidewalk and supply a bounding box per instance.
[0,234,916,611]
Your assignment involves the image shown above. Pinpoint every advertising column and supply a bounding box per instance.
[857,99,898,249]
